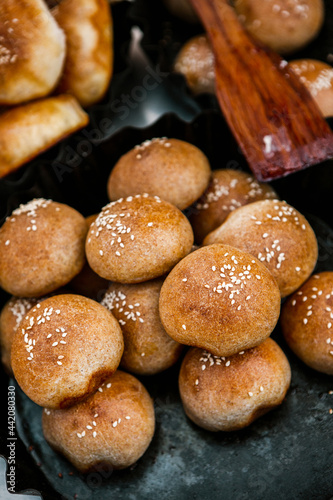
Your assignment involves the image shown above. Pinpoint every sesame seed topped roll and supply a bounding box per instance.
[281,272,333,375]
[107,138,211,211]
[85,194,194,283]
[159,244,281,357]
[101,280,183,376]
[42,370,155,471]
[203,200,318,298]
[179,339,291,432]
[0,198,88,297]
[190,169,277,244]
[11,294,124,409]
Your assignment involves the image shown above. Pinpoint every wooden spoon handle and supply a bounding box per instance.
[189,0,333,181]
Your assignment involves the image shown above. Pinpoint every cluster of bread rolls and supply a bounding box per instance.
[0,0,114,178]
[1,136,330,473]
[172,1,333,119]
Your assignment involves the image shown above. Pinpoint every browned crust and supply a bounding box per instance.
[42,370,155,471]
[179,339,291,431]
[11,294,124,409]
[53,0,113,107]
[0,95,89,178]
[281,271,333,375]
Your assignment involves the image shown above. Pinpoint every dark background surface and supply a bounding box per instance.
[1,0,333,498]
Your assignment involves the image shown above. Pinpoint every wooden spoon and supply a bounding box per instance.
[189,0,333,181]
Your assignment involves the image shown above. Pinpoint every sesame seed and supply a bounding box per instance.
[125,416,131,420]
[147,222,153,227]
[248,392,253,397]
[93,431,97,438]
[106,383,112,388]
[260,386,264,392]
[225,360,231,367]
[57,361,62,366]
[303,319,308,325]
[99,250,104,256]
[112,421,118,428]
[182,324,186,330]
[87,425,92,430]
[202,365,206,371]
[295,267,301,272]
[195,379,199,385]
[52,342,58,347]
[5,240,10,246]
[182,278,188,282]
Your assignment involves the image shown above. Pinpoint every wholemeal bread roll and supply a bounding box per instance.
[0,297,38,375]
[179,339,291,431]
[174,35,215,95]
[189,169,277,244]
[52,0,113,107]
[234,0,324,54]
[0,199,88,297]
[107,138,211,211]
[289,59,333,118]
[281,272,333,375]
[0,95,89,178]
[0,0,66,105]
[69,215,109,301]
[101,280,183,375]
[42,370,155,471]
[86,194,194,283]
[11,294,124,409]
[159,244,281,357]
[203,200,318,298]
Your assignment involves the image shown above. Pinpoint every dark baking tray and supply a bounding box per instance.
[1,111,333,500]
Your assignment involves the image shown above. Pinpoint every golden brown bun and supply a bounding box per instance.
[159,244,281,357]
[11,294,124,409]
[203,200,318,298]
[289,59,333,118]
[179,339,291,431]
[101,280,183,375]
[0,0,66,105]
[86,194,194,283]
[234,0,324,54]
[174,35,215,95]
[163,0,198,23]
[52,0,113,107]
[281,272,333,375]
[42,370,155,471]
[0,297,38,375]
[0,95,89,178]
[107,138,211,211]
[0,199,88,297]
[189,169,278,244]
[69,215,109,301]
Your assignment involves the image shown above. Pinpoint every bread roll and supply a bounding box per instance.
[0,297,38,375]
[107,138,211,211]
[189,169,277,244]
[11,294,124,409]
[0,0,66,105]
[101,280,183,375]
[52,0,113,107]
[42,370,155,471]
[179,339,291,431]
[289,59,333,118]
[234,0,324,54]
[69,215,109,301]
[86,194,194,283]
[204,200,318,298]
[281,272,333,375]
[174,35,215,95]
[0,95,89,178]
[0,199,88,297]
[159,244,281,356]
